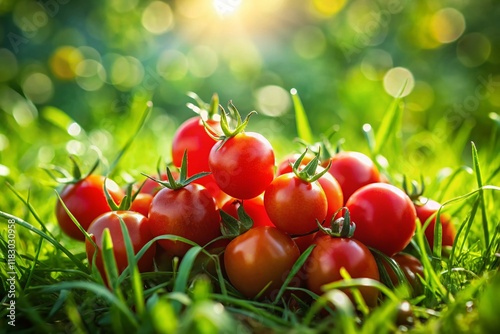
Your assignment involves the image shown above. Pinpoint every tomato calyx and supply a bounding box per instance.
[220,203,254,238]
[43,155,100,184]
[402,175,426,203]
[186,91,220,121]
[143,150,210,191]
[292,149,332,183]
[104,180,143,212]
[318,207,356,238]
[203,100,257,148]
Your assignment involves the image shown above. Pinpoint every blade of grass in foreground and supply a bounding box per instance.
[471,142,490,249]
[0,211,87,272]
[38,281,139,328]
[291,88,314,144]
[172,245,202,314]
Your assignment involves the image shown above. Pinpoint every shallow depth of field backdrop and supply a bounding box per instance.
[1,0,500,333]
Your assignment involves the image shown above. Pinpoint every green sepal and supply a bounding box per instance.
[220,202,254,238]
[142,150,210,191]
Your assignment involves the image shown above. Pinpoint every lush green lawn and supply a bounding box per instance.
[1,1,500,333]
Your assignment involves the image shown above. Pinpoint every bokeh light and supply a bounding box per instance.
[429,8,466,44]
[50,46,84,80]
[311,0,347,17]
[383,67,415,98]
[457,33,491,68]
[142,1,175,34]
[0,48,18,82]
[254,85,290,117]
[293,26,327,59]
[22,72,54,104]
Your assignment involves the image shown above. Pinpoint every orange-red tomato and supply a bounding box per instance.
[224,226,300,299]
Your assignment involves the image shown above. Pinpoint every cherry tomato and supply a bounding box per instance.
[316,166,344,225]
[148,183,221,257]
[346,183,416,256]
[56,175,124,241]
[171,116,221,177]
[327,151,380,203]
[130,192,153,217]
[85,211,156,277]
[264,173,327,235]
[209,132,275,200]
[221,194,274,228]
[383,253,424,296]
[415,198,456,248]
[193,173,230,208]
[305,234,380,307]
[224,226,300,299]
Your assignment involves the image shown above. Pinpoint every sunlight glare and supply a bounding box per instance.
[213,0,242,16]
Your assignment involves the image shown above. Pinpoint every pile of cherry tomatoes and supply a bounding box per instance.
[53,94,457,308]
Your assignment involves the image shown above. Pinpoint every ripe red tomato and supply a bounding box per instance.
[224,226,300,299]
[209,132,275,200]
[383,253,424,296]
[56,175,124,241]
[171,116,221,177]
[316,166,344,225]
[305,234,380,307]
[192,173,230,208]
[130,192,153,217]
[85,211,156,277]
[327,151,380,203]
[415,198,456,248]
[147,183,221,257]
[346,183,416,256]
[264,173,327,235]
[221,194,274,228]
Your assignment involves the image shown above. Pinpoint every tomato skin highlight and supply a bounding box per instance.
[221,194,274,228]
[224,226,300,299]
[85,211,156,276]
[327,151,380,203]
[264,173,327,235]
[147,183,221,257]
[415,198,456,247]
[346,183,417,257]
[305,235,380,307]
[316,167,344,225]
[56,175,124,241]
[209,132,275,200]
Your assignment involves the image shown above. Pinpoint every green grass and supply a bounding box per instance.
[1,92,500,333]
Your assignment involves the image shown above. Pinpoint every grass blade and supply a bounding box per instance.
[471,142,490,248]
[291,88,314,143]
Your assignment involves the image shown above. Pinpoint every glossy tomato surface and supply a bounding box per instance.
[346,183,416,256]
[209,132,275,200]
[56,175,124,241]
[85,211,156,276]
[316,166,344,225]
[148,183,221,257]
[415,198,456,248]
[264,173,327,235]
[327,151,380,203]
[305,235,380,307]
[130,192,153,217]
[224,226,300,299]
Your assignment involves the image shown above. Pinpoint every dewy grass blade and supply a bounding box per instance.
[291,88,314,144]
[0,211,88,272]
[471,142,490,248]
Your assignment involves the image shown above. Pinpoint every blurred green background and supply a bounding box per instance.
[0,0,499,193]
